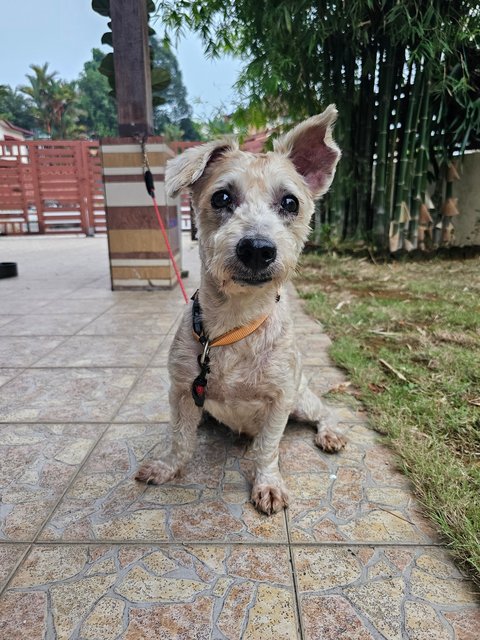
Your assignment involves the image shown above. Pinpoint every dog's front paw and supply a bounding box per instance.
[315,429,347,453]
[135,460,177,485]
[251,482,289,515]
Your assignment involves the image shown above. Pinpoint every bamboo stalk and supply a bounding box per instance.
[373,43,396,247]
[409,64,431,248]
[392,59,422,250]
[356,45,376,239]
[386,49,406,240]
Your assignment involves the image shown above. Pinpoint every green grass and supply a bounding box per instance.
[295,253,480,583]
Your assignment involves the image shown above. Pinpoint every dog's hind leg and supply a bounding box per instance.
[136,389,201,485]
[291,376,347,452]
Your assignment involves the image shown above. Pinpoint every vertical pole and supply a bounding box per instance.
[75,142,89,235]
[110,0,154,137]
[29,143,45,234]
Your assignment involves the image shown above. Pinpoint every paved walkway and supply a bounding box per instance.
[0,235,478,639]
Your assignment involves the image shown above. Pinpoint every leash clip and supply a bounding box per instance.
[200,339,210,365]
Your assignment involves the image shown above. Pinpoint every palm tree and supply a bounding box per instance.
[20,63,84,138]
[20,63,58,136]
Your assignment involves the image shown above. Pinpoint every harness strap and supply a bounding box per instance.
[190,289,278,407]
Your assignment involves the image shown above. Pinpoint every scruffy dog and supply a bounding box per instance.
[136,105,346,514]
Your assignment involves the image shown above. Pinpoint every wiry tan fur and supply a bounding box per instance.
[136,105,346,514]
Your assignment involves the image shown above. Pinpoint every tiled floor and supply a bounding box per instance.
[0,236,478,639]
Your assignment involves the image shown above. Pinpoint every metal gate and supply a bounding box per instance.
[0,140,106,235]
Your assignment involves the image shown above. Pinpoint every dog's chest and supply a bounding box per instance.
[206,344,272,398]
[202,340,294,434]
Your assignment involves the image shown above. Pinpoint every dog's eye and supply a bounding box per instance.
[281,194,299,214]
[211,190,233,210]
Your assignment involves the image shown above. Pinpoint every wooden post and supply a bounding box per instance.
[29,144,46,234]
[110,0,154,137]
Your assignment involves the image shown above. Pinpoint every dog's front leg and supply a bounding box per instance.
[250,406,290,515]
[136,388,201,485]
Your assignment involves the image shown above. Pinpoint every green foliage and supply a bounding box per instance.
[1,44,196,141]
[296,253,480,582]
[161,121,184,142]
[0,85,37,131]
[20,63,84,138]
[76,49,118,138]
[150,38,199,139]
[157,0,480,251]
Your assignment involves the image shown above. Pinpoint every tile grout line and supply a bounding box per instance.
[284,508,306,640]
[0,539,446,548]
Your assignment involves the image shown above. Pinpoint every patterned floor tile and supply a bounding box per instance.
[0,336,65,367]
[0,544,27,590]
[0,316,17,328]
[40,421,287,543]
[294,545,478,640]
[79,313,178,336]
[34,335,162,367]
[0,300,50,315]
[297,334,334,365]
[106,298,185,315]
[149,337,171,367]
[0,424,103,541]
[113,368,170,422]
[32,299,117,315]
[282,423,437,544]
[0,313,97,336]
[304,365,350,395]
[0,368,138,422]
[1,544,299,639]
[0,369,18,388]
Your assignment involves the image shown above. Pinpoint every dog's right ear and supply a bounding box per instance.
[165,139,238,198]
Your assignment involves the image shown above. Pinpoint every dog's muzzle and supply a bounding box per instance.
[235,236,277,273]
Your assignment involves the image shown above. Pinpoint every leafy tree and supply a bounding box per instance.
[20,63,83,138]
[161,121,185,141]
[157,0,480,251]
[149,38,200,140]
[77,49,118,137]
[0,85,37,131]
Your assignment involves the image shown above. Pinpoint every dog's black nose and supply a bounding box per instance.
[236,237,277,271]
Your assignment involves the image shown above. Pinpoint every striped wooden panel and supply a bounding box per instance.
[111,265,173,280]
[106,205,177,230]
[108,229,180,255]
[101,137,180,289]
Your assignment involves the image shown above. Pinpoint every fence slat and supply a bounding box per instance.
[0,140,104,235]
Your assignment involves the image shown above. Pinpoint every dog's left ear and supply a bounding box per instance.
[165,138,238,198]
[273,104,341,198]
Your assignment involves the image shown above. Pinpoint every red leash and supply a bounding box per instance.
[142,140,189,304]
[151,192,188,303]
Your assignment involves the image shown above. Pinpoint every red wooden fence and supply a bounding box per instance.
[0,140,106,235]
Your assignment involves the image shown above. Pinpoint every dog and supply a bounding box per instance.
[136,105,346,515]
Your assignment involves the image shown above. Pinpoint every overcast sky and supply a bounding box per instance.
[0,0,243,118]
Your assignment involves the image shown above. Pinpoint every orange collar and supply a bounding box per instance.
[193,313,268,347]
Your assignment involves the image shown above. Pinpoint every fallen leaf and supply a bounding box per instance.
[368,383,386,393]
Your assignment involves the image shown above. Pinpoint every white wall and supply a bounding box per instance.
[452,152,480,246]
